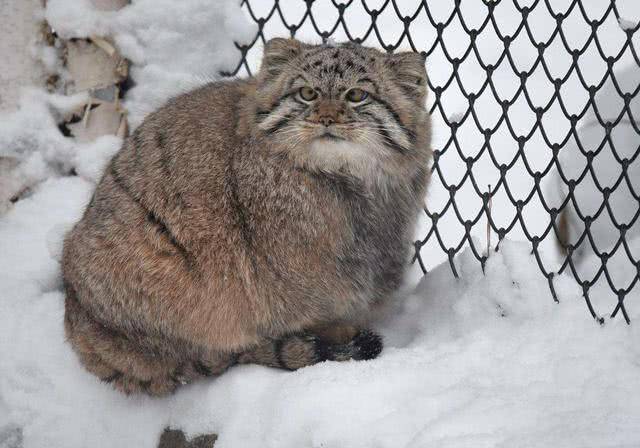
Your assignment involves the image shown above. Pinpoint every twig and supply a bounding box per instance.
[486,184,492,257]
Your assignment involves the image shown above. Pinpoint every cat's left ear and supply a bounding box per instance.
[387,51,427,98]
[260,38,303,80]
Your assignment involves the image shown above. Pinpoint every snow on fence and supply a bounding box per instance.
[223,0,640,323]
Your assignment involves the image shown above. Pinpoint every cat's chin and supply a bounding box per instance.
[316,133,345,142]
[308,137,364,156]
[297,138,389,183]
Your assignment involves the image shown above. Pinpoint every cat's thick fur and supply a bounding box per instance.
[62,38,432,395]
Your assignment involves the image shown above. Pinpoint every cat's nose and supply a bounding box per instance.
[311,100,343,126]
[319,116,335,127]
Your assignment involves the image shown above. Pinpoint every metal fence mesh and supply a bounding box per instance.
[224,0,640,323]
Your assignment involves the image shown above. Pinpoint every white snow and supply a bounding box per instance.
[46,0,256,127]
[0,0,46,114]
[0,89,88,211]
[1,0,640,447]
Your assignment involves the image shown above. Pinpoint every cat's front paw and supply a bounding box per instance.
[312,328,383,363]
[350,329,383,361]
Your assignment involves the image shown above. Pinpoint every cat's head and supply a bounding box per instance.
[249,38,430,185]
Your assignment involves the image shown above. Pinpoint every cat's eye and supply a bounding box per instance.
[299,86,318,102]
[346,88,368,103]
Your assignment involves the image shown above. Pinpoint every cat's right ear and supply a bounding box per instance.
[260,38,303,80]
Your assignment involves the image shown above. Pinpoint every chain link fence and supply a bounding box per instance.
[223,0,640,323]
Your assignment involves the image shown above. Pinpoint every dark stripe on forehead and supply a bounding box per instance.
[301,47,375,78]
[301,59,322,71]
[304,44,372,62]
[343,59,367,73]
[355,52,368,62]
[319,63,346,78]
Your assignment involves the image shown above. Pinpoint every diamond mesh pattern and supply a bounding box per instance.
[223,0,640,323]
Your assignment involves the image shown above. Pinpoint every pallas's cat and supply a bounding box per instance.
[62,38,432,395]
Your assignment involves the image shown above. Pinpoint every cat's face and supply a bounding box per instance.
[252,39,429,182]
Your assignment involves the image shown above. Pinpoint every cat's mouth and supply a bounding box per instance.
[317,130,345,141]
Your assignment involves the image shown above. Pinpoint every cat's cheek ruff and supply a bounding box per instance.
[355,104,412,154]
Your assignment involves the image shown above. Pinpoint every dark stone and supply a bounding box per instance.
[158,428,217,448]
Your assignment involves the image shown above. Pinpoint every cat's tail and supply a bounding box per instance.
[236,329,383,371]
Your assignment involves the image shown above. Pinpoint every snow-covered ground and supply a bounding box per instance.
[2,176,640,447]
[1,1,640,447]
